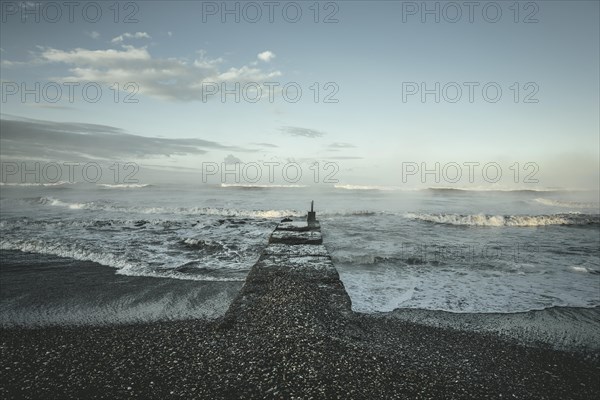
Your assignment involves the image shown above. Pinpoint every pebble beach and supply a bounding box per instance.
[2,220,599,399]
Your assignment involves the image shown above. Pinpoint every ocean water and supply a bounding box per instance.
[1,182,599,321]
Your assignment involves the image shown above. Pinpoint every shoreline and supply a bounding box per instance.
[387,305,600,356]
[2,249,598,357]
[2,298,599,399]
[0,250,244,327]
[2,219,600,399]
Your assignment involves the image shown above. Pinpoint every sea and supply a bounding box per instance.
[1,182,599,327]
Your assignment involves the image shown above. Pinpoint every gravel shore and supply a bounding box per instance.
[2,263,599,399]
[2,222,598,399]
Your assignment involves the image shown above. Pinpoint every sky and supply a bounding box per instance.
[0,0,598,189]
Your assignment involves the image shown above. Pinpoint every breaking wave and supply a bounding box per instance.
[0,237,245,282]
[220,183,307,188]
[405,212,599,227]
[97,183,153,189]
[334,184,400,191]
[37,197,88,209]
[534,198,600,210]
[34,196,303,219]
[569,266,600,275]
[426,187,565,193]
[0,181,76,187]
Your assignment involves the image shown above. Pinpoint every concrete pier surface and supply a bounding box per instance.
[1,208,599,399]
[222,214,354,330]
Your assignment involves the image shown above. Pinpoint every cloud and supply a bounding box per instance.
[257,51,276,62]
[42,45,150,64]
[328,142,355,149]
[85,31,100,39]
[252,142,279,148]
[0,48,47,68]
[14,45,282,102]
[0,116,252,162]
[224,154,242,164]
[325,156,363,160]
[280,126,326,138]
[111,32,151,44]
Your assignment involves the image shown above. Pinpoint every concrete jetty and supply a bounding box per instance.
[221,202,353,328]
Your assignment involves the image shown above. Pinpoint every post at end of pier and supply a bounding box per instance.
[307,200,317,226]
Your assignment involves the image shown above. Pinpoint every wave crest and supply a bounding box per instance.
[35,196,302,219]
[534,198,600,209]
[405,212,599,227]
[0,181,75,187]
[0,238,245,282]
[220,183,306,189]
[334,184,399,191]
[97,183,152,189]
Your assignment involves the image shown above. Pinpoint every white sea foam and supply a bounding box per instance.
[34,196,387,219]
[534,198,600,209]
[38,197,87,209]
[0,181,75,187]
[221,183,307,188]
[338,263,600,314]
[35,196,302,219]
[97,183,152,189]
[0,238,135,270]
[426,186,564,193]
[334,184,400,191]
[404,212,597,227]
[0,237,245,282]
[569,266,599,274]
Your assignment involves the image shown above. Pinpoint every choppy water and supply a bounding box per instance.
[1,182,599,317]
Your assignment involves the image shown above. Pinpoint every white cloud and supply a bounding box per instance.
[42,45,150,64]
[329,142,356,149]
[85,31,100,39]
[257,51,276,62]
[30,46,282,102]
[111,32,151,44]
[280,126,325,138]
